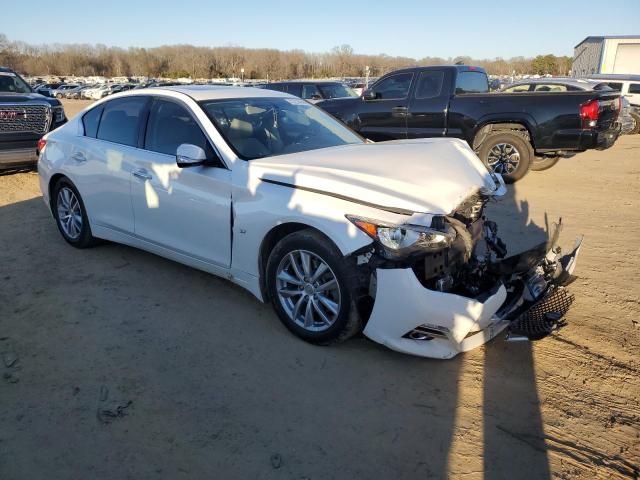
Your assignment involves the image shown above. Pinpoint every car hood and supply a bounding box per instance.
[248,138,499,215]
[0,92,61,107]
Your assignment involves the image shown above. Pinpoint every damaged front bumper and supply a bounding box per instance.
[362,228,583,359]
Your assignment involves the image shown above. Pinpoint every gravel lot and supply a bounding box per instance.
[1,99,638,479]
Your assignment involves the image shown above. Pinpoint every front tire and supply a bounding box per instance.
[531,156,560,172]
[52,178,97,248]
[266,229,360,345]
[477,132,533,183]
[630,112,640,135]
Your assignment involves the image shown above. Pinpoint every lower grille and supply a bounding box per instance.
[0,104,51,135]
[509,286,574,340]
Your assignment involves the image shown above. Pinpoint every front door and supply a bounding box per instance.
[130,98,232,267]
[358,72,414,141]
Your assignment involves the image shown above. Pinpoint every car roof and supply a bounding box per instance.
[587,74,640,82]
[151,84,292,101]
[269,80,346,84]
[505,78,606,90]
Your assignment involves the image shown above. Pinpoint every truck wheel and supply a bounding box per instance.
[531,156,560,172]
[630,112,640,135]
[478,132,533,183]
[266,229,360,345]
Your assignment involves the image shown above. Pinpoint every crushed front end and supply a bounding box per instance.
[348,184,582,359]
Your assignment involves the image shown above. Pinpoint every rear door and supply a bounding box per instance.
[406,69,450,138]
[130,97,232,267]
[358,72,414,141]
[75,96,150,234]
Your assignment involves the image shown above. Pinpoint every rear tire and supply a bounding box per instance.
[266,229,360,345]
[477,132,533,183]
[531,156,560,172]
[52,178,98,249]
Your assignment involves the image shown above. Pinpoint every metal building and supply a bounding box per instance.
[572,36,640,76]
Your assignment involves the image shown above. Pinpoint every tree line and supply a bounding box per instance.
[0,34,573,80]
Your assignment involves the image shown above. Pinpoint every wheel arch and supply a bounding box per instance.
[257,222,345,302]
[48,173,69,212]
[472,119,536,151]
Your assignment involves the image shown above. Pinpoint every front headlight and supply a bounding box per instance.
[347,215,455,256]
[52,106,65,123]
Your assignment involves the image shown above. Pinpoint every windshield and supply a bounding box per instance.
[200,97,364,160]
[318,83,358,99]
[0,71,32,94]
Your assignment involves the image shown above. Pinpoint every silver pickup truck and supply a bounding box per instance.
[0,67,67,170]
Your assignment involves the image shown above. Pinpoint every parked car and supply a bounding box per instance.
[501,77,637,139]
[34,82,63,97]
[586,74,640,134]
[37,86,581,359]
[0,66,67,169]
[261,80,358,103]
[319,66,621,182]
[51,84,82,99]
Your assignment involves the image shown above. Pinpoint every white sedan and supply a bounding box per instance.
[37,86,581,358]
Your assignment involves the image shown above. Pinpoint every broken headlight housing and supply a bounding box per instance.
[347,215,456,257]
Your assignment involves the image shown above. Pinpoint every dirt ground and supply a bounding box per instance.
[1,99,638,479]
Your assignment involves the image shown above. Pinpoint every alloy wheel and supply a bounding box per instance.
[56,187,83,239]
[487,142,521,175]
[275,249,341,332]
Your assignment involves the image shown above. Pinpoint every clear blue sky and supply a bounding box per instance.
[3,0,639,59]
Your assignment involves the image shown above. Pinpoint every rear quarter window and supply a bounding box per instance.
[82,105,103,138]
[629,83,640,94]
[455,71,489,94]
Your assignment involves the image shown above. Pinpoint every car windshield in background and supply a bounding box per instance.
[455,71,489,94]
[200,97,364,160]
[318,84,358,99]
[0,72,32,94]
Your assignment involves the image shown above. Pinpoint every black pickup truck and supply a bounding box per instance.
[319,65,621,182]
[0,66,67,170]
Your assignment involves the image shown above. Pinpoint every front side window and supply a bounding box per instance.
[455,71,489,94]
[414,71,445,99]
[533,84,568,92]
[97,96,148,147]
[200,97,363,160]
[503,84,531,93]
[0,71,32,94]
[302,84,322,99]
[317,83,358,99]
[145,99,211,156]
[369,73,413,99]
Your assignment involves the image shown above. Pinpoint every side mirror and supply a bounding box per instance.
[176,143,207,168]
[363,90,377,101]
[310,94,322,101]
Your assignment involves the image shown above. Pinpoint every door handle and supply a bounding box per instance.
[71,151,86,162]
[391,106,408,117]
[133,169,152,180]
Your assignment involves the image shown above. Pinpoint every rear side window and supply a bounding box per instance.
[145,99,212,157]
[82,105,103,138]
[455,71,489,94]
[629,83,640,94]
[414,71,444,99]
[97,97,148,147]
[533,84,568,92]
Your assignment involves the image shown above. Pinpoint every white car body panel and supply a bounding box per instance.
[38,85,538,359]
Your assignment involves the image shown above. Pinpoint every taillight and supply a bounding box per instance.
[580,99,599,128]
[36,138,47,154]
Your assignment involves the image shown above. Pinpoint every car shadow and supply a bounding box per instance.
[0,178,554,479]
